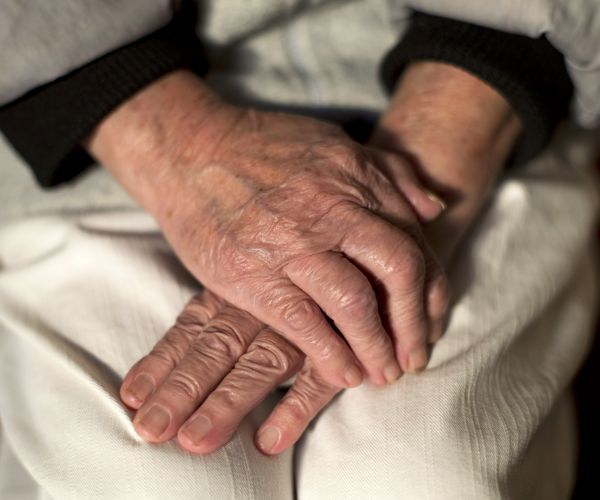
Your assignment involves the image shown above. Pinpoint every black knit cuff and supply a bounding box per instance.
[381,12,574,164]
[0,18,208,187]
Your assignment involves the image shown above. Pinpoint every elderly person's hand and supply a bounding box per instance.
[86,70,449,388]
[121,289,338,455]
[120,157,443,446]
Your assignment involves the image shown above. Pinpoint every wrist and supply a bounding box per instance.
[373,61,522,174]
[84,70,240,212]
[372,62,522,261]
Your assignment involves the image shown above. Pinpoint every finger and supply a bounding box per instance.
[286,252,401,385]
[250,279,364,389]
[132,306,264,443]
[366,147,446,223]
[339,208,429,373]
[424,255,451,344]
[120,290,224,409]
[255,359,340,455]
[335,161,449,358]
[177,330,304,455]
[395,218,450,346]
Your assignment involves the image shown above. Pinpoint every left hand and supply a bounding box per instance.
[121,289,340,455]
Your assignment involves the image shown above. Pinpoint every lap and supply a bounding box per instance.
[0,213,293,500]
[0,127,597,500]
[296,132,598,499]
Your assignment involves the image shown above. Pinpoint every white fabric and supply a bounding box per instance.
[0,126,597,499]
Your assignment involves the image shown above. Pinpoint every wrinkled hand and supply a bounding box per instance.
[121,290,340,455]
[88,71,449,385]
[120,136,448,450]
[120,61,523,456]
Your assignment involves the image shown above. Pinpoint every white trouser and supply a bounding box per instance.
[0,127,598,500]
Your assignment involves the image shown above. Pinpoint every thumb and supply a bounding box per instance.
[367,146,447,223]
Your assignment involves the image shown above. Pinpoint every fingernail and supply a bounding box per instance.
[257,426,281,454]
[383,363,402,384]
[424,190,447,212]
[181,415,212,445]
[126,373,155,404]
[136,405,171,438]
[344,365,364,387]
[407,347,429,373]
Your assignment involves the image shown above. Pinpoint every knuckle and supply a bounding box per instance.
[242,338,297,374]
[403,254,426,287]
[281,299,324,334]
[176,299,220,333]
[174,312,206,337]
[199,324,247,361]
[327,199,366,222]
[338,287,377,318]
[325,142,364,169]
[207,384,244,410]
[280,396,313,427]
[149,330,189,369]
[390,243,426,288]
[165,370,205,404]
[188,291,222,315]
[279,374,333,425]
[148,349,177,371]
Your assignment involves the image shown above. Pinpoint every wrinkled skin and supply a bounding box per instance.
[156,109,449,385]
[122,290,338,455]
[113,62,522,456]
[121,156,444,450]
[90,74,450,388]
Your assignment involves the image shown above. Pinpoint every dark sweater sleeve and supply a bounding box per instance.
[0,16,208,188]
[381,12,574,164]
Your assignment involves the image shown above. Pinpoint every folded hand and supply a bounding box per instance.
[89,72,449,386]
[121,289,340,455]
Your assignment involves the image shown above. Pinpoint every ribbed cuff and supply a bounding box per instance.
[0,18,209,187]
[381,12,574,164]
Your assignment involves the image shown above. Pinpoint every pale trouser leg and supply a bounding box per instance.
[0,419,48,500]
[296,129,599,500]
[0,213,293,500]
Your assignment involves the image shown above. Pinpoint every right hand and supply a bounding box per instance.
[86,71,450,387]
